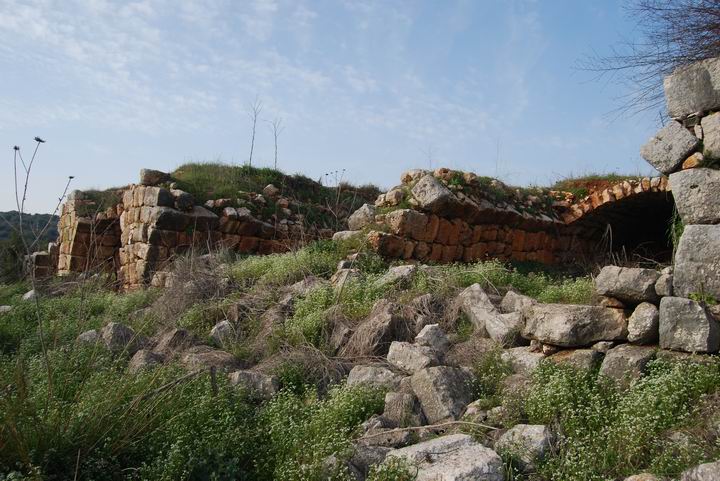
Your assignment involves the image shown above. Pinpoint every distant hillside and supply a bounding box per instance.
[0,211,58,244]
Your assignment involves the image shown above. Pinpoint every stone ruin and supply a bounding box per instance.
[30,169,333,290]
[338,171,673,266]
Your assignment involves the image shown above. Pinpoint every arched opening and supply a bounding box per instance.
[569,191,676,264]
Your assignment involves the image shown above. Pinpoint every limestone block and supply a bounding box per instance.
[669,168,720,224]
[640,121,699,174]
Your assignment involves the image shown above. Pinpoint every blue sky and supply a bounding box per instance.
[1,0,660,213]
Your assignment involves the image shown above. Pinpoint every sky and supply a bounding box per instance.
[0,0,662,214]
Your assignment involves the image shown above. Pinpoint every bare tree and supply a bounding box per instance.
[247,96,263,166]
[580,0,720,115]
[267,116,284,170]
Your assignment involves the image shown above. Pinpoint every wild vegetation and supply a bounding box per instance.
[1,233,718,480]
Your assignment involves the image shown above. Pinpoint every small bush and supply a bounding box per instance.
[470,348,513,400]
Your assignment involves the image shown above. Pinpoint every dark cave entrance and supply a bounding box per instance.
[573,191,676,265]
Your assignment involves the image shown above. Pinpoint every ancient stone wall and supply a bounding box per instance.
[52,170,331,290]
[341,168,670,265]
[56,194,121,276]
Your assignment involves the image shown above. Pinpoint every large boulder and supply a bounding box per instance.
[384,209,436,242]
[669,168,720,224]
[374,265,417,288]
[627,302,660,345]
[664,57,720,118]
[347,365,402,390]
[495,424,554,472]
[415,324,450,355]
[139,168,170,186]
[680,460,720,481]
[455,283,497,337]
[387,342,440,374]
[411,174,460,214]
[385,434,504,481]
[228,370,279,400]
[702,111,720,158]
[502,346,545,375]
[659,297,720,353]
[341,301,412,357]
[548,349,603,371]
[674,225,720,300]
[210,320,235,345]
[410,366,474,423]
[348,204,377,231]
[100,323,143,355]
[486,312,525,346]
[501,290,536,313]
[595,266,660,304]
[522,304,628,347]
[128,349,164,374]
[180,345,242,371]
[599,344,656,389]
[382,391,424,428]
[154,328,199,355]
[640,121,700,174]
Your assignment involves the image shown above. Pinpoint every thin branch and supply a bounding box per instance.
[357,420,499,442]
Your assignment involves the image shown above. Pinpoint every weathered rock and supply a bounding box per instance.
[375,265,417,288]
[415,324,450,355]
[599,344,656,389]
[262,184,280,198]
[522,304,628,347]
[321,454,363,480]
[384,209,434,242]
[228,370,280,400]
[154,328,199,355]
[100,322,143,354]
[76,329,100,344]
[329,321,352,354]
[382,391,424,428]
[680,460,720,481]
[349,445,392,478]
[628,302,660,344]
[410,366,474,424]
[500,373,532,394]
[486,312,525,346]
[332,230,362,242]
[342,301,412,357]
[142,186,174,207]
[22,290,37,301]
[702,111,720,158]
[444,336,498,367]
[139,168,170,186]
[385,434,504,481]
[501,290,536,313]
[348,203,377,231]
[548,349,603,371]
[411,174,459,214]
[595,266,660,304]
[180,345,242,371]
[128,349,164,373]
[387,341,440,374]
[210,320,235,345]
[456,283,497,336]
[655,272,674,297]
[659,297,720,353]
[592,341,615,353]
[664,57,720,118]
[170,189,194,211]
[0,305,11,314]
[674,225,720,300]
[495,424,554,472]
[640,121,700,174]
[502,347,545,375]
[669,168,720,224]
[347,365,402,390]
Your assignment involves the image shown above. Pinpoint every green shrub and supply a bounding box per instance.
[524,360,720,481]
[254,385,385,481]
[470,348,513,400]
